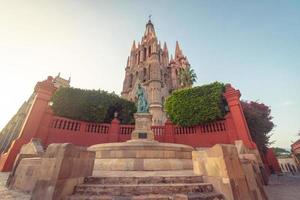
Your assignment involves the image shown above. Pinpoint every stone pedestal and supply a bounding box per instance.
[89,112,194,172]
[131,113,154,140]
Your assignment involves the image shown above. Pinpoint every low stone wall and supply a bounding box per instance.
[7,141,95,200]
[6,138,44,190]
[9,157,42,192]
[192,142,268,200]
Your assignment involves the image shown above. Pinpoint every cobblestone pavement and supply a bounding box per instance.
[1,172,300,200]
[265,173,300,200]
[0,172,30,200]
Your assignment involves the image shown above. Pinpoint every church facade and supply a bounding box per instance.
[121,20,191,125]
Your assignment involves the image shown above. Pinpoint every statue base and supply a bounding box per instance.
[88,112,194,171]
[130,113,154,140]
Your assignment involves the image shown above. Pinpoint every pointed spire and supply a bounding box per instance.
[170,54,175,64]
[175,41,183,58]
[144,18,156,39]
[185,57,190,65]
[131,40,136,52]
[163,42,168,52]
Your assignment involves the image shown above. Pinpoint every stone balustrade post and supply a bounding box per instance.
[164,119,175,143]
[223,84,256,149]
[108,117,121,142]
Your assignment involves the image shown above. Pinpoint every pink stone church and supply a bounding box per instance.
[121,19,190,125]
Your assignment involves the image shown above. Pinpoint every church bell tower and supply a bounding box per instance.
[121,19,191,125]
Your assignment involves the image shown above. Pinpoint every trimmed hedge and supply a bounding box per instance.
[164,82,227,126]
[51,87,136,124]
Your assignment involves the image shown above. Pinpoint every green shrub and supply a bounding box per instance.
[51,87,136,124]
[164,82,227,126]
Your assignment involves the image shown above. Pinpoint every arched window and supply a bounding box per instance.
[143,68,147,82]
[129,74,133,88]
[148,65,151,80]
[138,51,141,63]
[135,71,139,82]
[164,73,167,83]
[148,46,151,57]
[143,48,147,61]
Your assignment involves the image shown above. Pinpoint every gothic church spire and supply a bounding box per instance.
[143,19,156,40]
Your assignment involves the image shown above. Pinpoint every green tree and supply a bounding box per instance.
[51,87,136,124]
[165,82,226,126]
[272,147,290,157]
[178,67,197,88]
[241,101,275,154]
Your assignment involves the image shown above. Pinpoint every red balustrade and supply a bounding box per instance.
[51,118,81,131]
[151,126,165,141]
[47,116,230,148]
[174,120,226,135]
[85,123,110,134]
[0,77,257,172]
[119,125,134,135]
[151,126,165,136]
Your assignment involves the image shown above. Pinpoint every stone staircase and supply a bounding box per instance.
[65,175,224,200]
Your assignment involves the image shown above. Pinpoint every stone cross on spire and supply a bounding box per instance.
[144,16,156,39]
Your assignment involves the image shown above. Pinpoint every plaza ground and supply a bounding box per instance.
[0,173,30,200]
[0,172,300,200]
[264,173,300,200]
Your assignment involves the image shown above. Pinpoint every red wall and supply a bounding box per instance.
[0,77,257,171]
[44,115,232,148]
[265,148,281,173]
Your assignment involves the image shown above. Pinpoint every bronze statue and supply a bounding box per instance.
[136,83,149,113]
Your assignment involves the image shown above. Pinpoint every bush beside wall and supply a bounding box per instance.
[165,82,227,126]
[51,87,136,124]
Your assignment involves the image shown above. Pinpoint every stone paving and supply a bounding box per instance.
[1,172,300,199]
[264,173,300,200]
[0,172,30,200]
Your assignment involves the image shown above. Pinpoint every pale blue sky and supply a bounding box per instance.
[0,0,299,149]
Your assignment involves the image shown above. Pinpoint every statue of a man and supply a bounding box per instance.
[136,83,149,113]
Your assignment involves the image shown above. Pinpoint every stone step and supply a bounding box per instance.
[65,194,169,200]
[174,192,225,200]
[65,192,224,200]
[84,176,203,185]
[73,183,214,196]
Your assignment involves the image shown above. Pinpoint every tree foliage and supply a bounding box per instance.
[178,67,197,88]
[272,147,290,157]
[165,82,227,126]
[51,87,136,124]
[241,101,275,154]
